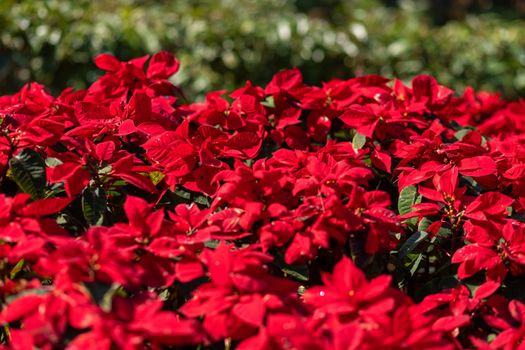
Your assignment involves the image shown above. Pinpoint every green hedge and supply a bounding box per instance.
[1,0,524,98]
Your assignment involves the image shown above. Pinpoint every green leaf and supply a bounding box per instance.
[98,164,112,175]
[352,131,366,150]
[460,176,483,195]
[84,282,119,312]
[334,129,351,141]
[297,285,306,295]
[273,252,309,282]
[9,148,46,198]
[448,121,463,131]
[45,157,63,168]
[44,183,66,199]
[194,194,210,207]
[398,185,421,227]
[10,259,24,279]
[281,265,309,282]
[174,187,191,200]
[409,253,425,276]
[82,187,108,226]
[111,180,127,187]
[398,185,419,215]
[454,127,475,141]
[158,288,171,301]
[149,171,165,185]
[417,217,433,232]
[398,231,428,259]
[261,95,275,108]
[418,218,452,238]
[172,187,210,207]
[204,240,220,249]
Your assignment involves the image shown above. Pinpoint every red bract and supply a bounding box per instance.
[0,83,67,148]
[452,220,525,299]
[67,294,203,350]
[0,286,93,349]
[303,256,398,321]
[179,243,299,341]
[237,313,324,350]
[47,140,156,196]
[1,51,525,349]
[0,194,70,241]
[483,299,525,349]
[87,51,180,102]
[303,257,457,349]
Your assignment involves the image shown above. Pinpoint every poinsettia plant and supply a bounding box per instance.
[0,51,524,349]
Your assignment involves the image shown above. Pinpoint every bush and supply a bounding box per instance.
[1,0,525,99]
[0,51,525,348]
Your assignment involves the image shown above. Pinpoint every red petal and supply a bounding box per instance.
[459,156,497,177]
[232,295,266,327]
[17,197,72,217]
[95,141,116,161]
[147,51,180,79]
[94,54,121,71]
[371,149,391,173]
[175,258,205,282]
[2,294,44,323]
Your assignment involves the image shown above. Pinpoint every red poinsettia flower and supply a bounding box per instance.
[179,243,298,341]
[303,256,397,321]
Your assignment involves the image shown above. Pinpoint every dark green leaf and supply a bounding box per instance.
[273,252,309,282]
[334,129,351,141]
[194,194,210,207]
[84,282,119,312]
[174,187,191,200]
[172,187,210,207]
[417,217,433,232]
[9,148,46,198]
[281,265,309,282]
[398,231,428,259]
[409,253,425,276]
[460,176,483,195]
[82,187,108,226]
[414,275,459,302]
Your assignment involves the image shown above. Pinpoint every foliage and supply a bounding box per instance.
[1,0,525,99]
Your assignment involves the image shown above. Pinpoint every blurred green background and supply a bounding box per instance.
[1,0,525,99]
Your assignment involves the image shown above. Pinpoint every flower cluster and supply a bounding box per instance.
[0,52,524,349]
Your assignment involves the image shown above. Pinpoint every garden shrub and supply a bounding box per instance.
[1,0,525,99]
[0,51,524,348]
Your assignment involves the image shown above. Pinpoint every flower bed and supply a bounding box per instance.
[0,52,524,349]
